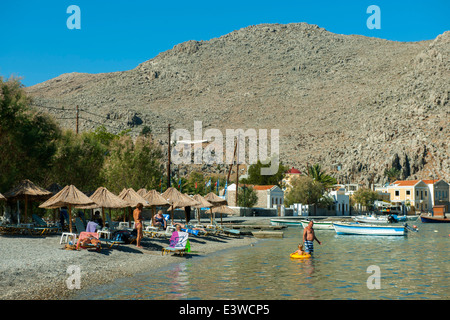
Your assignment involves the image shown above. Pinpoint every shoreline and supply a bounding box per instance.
[0,231,259,300]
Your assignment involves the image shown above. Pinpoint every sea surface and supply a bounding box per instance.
[74,221,449,300]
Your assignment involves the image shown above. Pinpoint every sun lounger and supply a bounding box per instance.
[0,224,33,235]
[59,217,86,244]
[76,232,101,252]
[98,237,125,248]
[75,217,86,233]
[162,231,190,256]
[97,229,133,248]
[144,225,175,238]
[211,220,240,237]
[31,214,60,235]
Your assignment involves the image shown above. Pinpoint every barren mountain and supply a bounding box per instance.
[26,23,450,185]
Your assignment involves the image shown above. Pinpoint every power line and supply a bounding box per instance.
[36,104,188,132]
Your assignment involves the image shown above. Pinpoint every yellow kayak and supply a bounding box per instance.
[290,252,311,259]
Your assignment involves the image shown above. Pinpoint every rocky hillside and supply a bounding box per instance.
[26,23,449,185]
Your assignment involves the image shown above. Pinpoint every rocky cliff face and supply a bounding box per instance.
[26,23,449,185]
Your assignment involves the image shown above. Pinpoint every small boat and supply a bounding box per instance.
[392,214,420,222]
[270,218,304,227]
[300,219,335,230]
[420,214,450,223]
[353,215,390,224]
[333,222,407,236]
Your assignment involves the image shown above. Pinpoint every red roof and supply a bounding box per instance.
[253,185,276,191]
[286,167,301,174]
[422,179,439,185]
[392,180,420,186]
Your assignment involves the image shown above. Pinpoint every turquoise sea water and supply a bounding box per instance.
[74,221,449,300]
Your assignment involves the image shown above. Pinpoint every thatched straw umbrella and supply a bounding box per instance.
[136,188,148,197]
[212,205,236,225]
[191,194,213,224]
[142,190,170,223]
[79,187,129,227]
[161,187,199,224]
[4,179,52,224]
[204,192,228,225]
[39,185,96,233]
[118,188,149,227]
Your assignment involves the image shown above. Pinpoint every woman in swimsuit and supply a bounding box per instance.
[153,210,167,229]
[133,203,144,248]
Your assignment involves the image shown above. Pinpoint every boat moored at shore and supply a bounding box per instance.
[333,222,408,236]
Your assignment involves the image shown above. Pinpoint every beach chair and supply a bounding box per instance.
[76,232,101,252]
[183,224,208,237]
[98,213,119,239]
[75,217,86,233]
[0,223,32,235]
[162,231,190,256]
[211,220,240,237]
[118,221,135,230]
[31,214,60,236]
[78,211,88,228]
[60,217,85,245]
[145,225,175,238]
[99,230,128,248]
[105,213,119,231]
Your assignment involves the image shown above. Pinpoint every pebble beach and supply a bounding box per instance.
[0,229,258,300]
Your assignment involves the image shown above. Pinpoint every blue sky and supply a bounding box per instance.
[0,0,448,87]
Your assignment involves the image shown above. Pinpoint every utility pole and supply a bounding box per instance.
[235,133,240,206]
[76,105,79,134]
[226,140,238,185]
[167,123,171,189]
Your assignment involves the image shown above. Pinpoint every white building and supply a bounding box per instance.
[328,187,350,216]
[225,183,284,208]
[423,179,449,212]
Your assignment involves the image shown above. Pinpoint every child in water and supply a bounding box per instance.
[293,243,306,256]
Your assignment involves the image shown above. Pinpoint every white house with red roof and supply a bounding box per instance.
[225,183,284,208]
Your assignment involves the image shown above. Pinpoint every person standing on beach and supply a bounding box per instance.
[133,203,144,248]
[302,221,321,254]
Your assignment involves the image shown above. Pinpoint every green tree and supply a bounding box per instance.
[50,129,107,192]
[103,135,163,193]
[139,125,152,138]
[0,77,60,190]
[184,171,206,195]
[353,187,379,211]
[384,167,401,184]
[91,125,119,147]
[284,176,325,214]
[241,159,287,186]
[237,186,258,208]
[306,164,337,189]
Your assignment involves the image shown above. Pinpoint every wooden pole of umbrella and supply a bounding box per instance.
[204,192,228,226]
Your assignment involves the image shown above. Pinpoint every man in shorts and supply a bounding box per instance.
[302,221,322,254]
